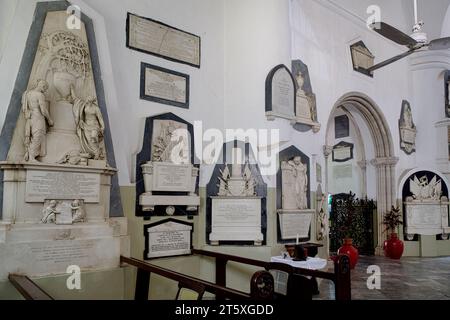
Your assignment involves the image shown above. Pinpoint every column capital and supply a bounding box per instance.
[357,160,368,170]
[323,145,333,157]
[370,157,399,167]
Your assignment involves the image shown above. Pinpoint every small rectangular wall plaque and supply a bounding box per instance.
[332,142,354,163]
[144,219,193,259]
[140,63,189,109]
[127,13,201,68]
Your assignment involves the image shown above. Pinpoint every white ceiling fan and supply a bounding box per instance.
[367,0,450,73]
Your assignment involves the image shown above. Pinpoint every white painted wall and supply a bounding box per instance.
[0,0,449,223]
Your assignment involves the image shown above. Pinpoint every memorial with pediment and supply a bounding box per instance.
[403,172,450,239]
[0,2,127,280]
[135,113,200,217]
[206,141,267,246]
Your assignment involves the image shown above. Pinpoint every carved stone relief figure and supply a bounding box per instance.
[152,120,189,164]
[72,87,105,160]
[281,156,308,210]
[399,100,417,155]
[216,161,256,197]
[41,200,60,224]
[71,199,86,223]
[22,79,54,162]
[409,175,442,201]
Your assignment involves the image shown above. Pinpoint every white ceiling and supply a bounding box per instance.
[330,0,450,39]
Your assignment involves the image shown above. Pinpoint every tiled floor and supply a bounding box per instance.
[316,255,450,300]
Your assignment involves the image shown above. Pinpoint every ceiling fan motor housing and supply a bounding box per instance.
[410,31,428,44]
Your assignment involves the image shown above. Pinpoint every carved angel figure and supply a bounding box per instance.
[409,175,442,201]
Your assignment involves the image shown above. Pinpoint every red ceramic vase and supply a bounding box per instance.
[338,238,359,269]
[383,233,404,260]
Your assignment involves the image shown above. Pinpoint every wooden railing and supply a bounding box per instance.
[122,250,351,301]
[8,274,53,300]
[121,256,254,300]
[192,250,351,301]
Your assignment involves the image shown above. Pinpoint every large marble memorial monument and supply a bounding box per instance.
[404,173,450,239]
[136,113,199,217]
[292,60,321,133]
[207,142,266,246]
[0,3,128,280]
[277,146,314,242]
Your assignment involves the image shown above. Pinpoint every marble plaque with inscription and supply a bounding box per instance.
[144,219,193,259]
[209,197,264,244]
[152,162,192,192]
[332,142,354,163]
[278,211,313,240]
[266,65,295,120]
[140,63,189,109]
[405,201,449,235]
[26,170,100,203]
[127,13,200,67]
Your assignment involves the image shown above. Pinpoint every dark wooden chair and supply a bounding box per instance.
[250,271,275,300]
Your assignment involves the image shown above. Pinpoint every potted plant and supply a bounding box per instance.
[383,206,404,259]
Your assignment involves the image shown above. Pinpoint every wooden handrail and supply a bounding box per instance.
[121,256,251,300]
[8,274,53,300]
[192,249,351,300]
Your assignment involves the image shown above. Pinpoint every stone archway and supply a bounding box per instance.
[324,92,398,254]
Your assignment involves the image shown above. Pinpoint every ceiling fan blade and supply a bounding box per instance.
[428,37,450,50]
[370,22,418,48]
[367,49,417,73]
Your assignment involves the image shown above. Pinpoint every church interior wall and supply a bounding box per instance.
[0,0,450,299]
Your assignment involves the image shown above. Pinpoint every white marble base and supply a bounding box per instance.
[0,221,127,280]
[139,194,200,212]
[291,117,321,133]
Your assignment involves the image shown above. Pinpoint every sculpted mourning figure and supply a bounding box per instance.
[22,79,54,162]
[71,87,105,160]
[288,156,308,210]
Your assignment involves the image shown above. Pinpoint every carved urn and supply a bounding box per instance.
[53,71,76,100]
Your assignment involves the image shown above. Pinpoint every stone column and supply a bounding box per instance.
[323,145,333,195]
[371,157,399,255]
[357,160,368,198]
[409,51,450,172]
